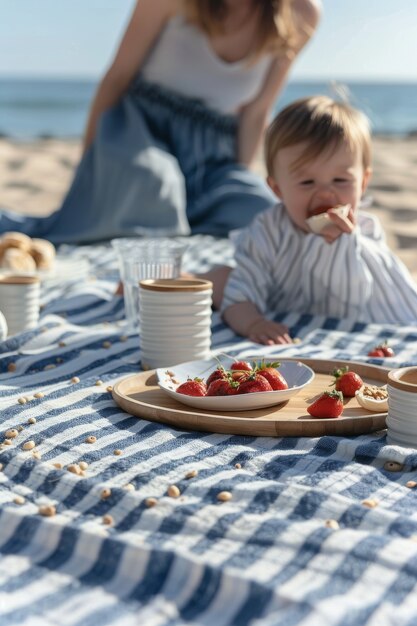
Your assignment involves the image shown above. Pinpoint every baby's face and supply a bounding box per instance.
[268,141,371,233]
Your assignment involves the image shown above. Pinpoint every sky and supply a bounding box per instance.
[1,0,417,82]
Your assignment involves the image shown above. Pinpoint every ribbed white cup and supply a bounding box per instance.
[0,274,40,336]
[386,367,417,447]
[139,278,212,369]
[0,310,7,340]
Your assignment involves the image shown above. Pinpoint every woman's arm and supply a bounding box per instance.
[237,0,322,166]
[83,0,178,152]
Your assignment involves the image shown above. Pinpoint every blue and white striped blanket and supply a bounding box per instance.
[1,236,417,626]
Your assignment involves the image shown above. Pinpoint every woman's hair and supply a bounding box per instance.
[265,96,372,175]
[183,0,303,60]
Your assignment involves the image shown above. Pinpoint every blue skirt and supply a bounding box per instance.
[0,79,276,243]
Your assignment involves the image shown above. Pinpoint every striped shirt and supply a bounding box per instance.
[221,203,417,324]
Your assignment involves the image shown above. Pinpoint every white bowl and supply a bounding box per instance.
[156,356,315,412]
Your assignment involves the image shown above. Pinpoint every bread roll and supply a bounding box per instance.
[29,238,56,270]
[0,240,7,264]
[1,248,37,273]
[0,231,32,252]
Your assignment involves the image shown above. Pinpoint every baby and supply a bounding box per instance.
[218,96,417,344]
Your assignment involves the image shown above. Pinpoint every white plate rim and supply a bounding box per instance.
[0,257,90,282]
[156,356,315,412]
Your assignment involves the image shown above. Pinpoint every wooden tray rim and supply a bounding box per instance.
[112,357,389,437]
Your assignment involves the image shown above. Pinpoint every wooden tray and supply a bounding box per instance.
[112,358,389,437]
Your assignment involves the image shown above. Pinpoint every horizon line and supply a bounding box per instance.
[1,73,417,85]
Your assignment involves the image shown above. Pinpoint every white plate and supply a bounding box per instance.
[156,356,315,411]
[0,257,90,284]
[38,257,90,284]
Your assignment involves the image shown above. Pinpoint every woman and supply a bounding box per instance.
[0,0,321,243]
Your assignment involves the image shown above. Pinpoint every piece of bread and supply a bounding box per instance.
[0,231,32,252]
[1,248,37,273]
[29,238,56,270]
[0,240,7,264]
[305,204,350,234]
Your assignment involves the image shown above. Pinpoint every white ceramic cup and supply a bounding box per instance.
[386,367,417,447]
[0,274,40,336]
[139,278,213,369]
[0,310,7,341]
[111,238,187,330]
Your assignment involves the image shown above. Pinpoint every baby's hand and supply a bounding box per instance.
[321,206,356,244]
[247,318,292,345]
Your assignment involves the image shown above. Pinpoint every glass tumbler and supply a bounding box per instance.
[111,238,187,330]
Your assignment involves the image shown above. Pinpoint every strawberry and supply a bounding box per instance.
[230,361,252,372]
[206,367,227,387]
[207,378,240,396]
[367,347,385,357]
[231,370,248,382]
[368,342,395,358]
[308,205,333,217]
[176,378,207,397]
[308,204,347,217]
[331,367,363,397]
[237,372,273,394]
[255,360,288,391]
[381,345,395,357]
[381,343,395,358]
[307,390,344,419]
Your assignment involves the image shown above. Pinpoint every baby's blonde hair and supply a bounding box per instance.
[265,96,372,176]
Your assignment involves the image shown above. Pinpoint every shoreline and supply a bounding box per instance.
[2,132,417,141]
[1,136,416,281]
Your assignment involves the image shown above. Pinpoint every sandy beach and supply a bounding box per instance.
[0,136,416,281]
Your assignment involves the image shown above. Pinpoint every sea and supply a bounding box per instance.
[1,77,417,139]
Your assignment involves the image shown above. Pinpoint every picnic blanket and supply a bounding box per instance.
[1,236,417,626]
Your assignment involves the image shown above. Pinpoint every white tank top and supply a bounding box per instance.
[141,15,273,114]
